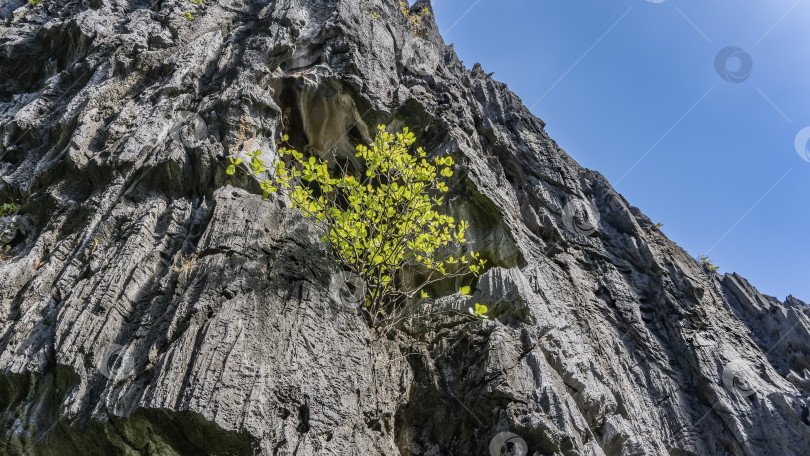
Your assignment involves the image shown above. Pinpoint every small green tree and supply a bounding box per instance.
[229,125,486,327]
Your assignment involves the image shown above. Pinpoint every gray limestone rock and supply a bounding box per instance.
[1,0,808,455]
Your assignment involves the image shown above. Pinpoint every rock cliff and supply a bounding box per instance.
[1,0,808,454]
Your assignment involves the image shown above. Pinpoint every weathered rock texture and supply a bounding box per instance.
[1,0,808,454]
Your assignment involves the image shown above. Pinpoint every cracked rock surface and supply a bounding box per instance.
[1,0,809,454]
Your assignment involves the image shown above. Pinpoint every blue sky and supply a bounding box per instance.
[430,0,810,303]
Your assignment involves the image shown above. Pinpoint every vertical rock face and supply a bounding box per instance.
[1,0,808,454]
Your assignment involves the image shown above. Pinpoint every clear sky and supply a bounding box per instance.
[430,0,810,303]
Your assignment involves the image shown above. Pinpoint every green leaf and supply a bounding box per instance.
[470,303,488,319]
[459,286,470,296]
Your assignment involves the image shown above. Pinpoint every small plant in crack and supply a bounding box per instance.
[0,201,21,218]
[698,255,719,272]
[399,1,431,38]
[172,253,199,274]
[181,0,204,21]
[226,126,488,329]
